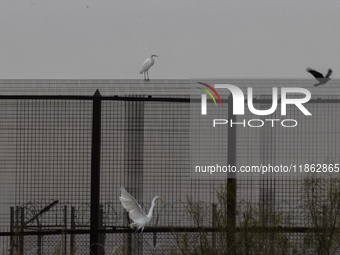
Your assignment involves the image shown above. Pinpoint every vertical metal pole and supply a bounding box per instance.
[15,206,19,255]
[90,89,102,255]
[153,232,157,249]
[98,204,105,255]
[37,224,41,255]
[260,97,276,226]
[227,94,237,252]
[20,208,24,255]
[125,96,145,254]
[64,205,67,255]
[212,204,217,249]
[10,207,14,255]
[127,233,132,255]
[70,207,75,254]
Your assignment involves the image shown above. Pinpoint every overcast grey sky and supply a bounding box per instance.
[1,0,339,79]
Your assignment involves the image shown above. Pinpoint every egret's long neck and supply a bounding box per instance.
[147,197,158,218]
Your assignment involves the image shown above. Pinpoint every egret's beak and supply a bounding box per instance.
[159,197,164,202]
[154,55,159,57]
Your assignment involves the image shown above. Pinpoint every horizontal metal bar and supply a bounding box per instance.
[0,226,327,236]
[0,95,94,100]
[215,98,340,104]
[0,95,339,103]
[0,95,190,102]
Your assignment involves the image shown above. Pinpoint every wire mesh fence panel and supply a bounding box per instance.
[0,80,340,254]
[0,100,17,233]
[15,99,92,207]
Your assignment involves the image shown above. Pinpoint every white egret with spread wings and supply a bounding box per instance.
[119,186,163,232]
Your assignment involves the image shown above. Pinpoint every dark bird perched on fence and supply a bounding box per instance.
[306,68,332,87]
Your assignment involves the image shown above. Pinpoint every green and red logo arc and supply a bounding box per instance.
[196,82,223,106]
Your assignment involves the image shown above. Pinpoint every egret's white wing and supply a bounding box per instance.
[140,58,154,73]
[119,187,148,223]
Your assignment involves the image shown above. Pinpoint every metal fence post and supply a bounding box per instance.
[260,98,276,227]
[212,204,217,248]
[64,205,67,255]
[227,94,236,253]
[125,96,145,254]
[20,208,24,255]
[10,207,14,255]
[70,207,75,254]
[90,90,102,255]
[37,223,41,255]
[98,204,105,255]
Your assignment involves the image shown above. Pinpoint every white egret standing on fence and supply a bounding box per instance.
[119,186,164,232]
[139,54,159,81]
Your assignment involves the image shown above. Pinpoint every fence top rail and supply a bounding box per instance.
[0,95,190,102]
[0,226,321,236]
[0,95,340,104]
